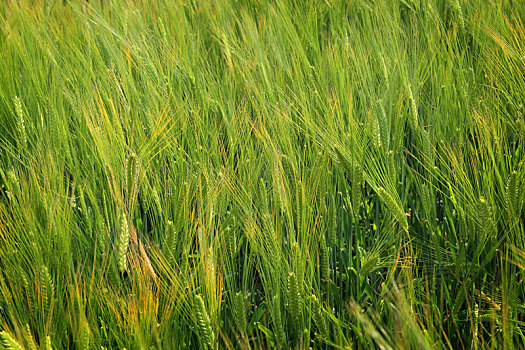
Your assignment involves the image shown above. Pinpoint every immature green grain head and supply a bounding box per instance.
[377,187,408,232]
[165,219,177,264]
[387,150,396,185]
[14,96,28,151]
[378,101,390,150]
[45,335,53,350]
[24,324,37,350]
[420,183,433,220]
[0,331,22,350]
[126,153,138,198]
[506,170,522,219]
[311,295,328,341]
[326,198,337,247]
[270,295,287,349]
[286,272,302,322]
[225,225,237,259]
[231,291,248,334]
[152,187,163,216]
[456,0,466,29]
[117,213,130,273]
[6,170,20,196]
[407,84,419,129]
[40,265,54,315]
[319,236,330,282]
[79,324,90,350]
[477,197,497,239]
[193,294,215,349]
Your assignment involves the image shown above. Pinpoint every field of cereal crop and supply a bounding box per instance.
[0,1,524,348]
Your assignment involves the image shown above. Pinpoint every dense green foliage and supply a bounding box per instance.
[1,0,524,348]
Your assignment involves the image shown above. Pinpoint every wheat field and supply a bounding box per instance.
[0,0,524,349]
